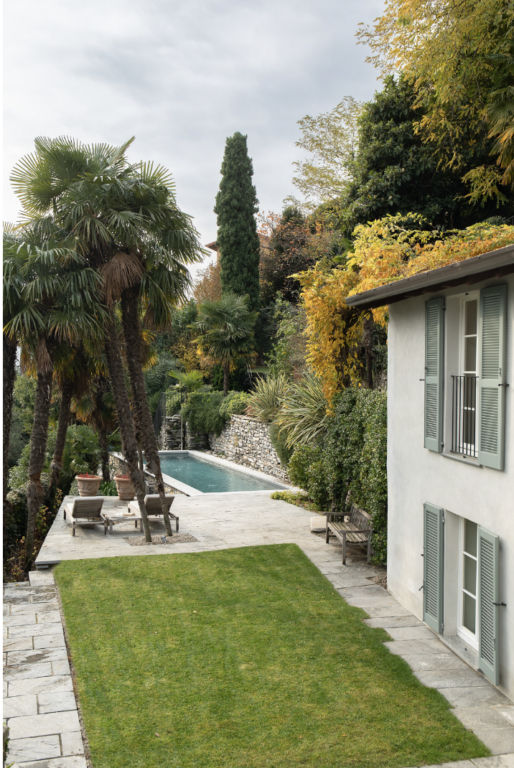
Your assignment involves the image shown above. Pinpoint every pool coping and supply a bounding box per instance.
[112,450,298,497]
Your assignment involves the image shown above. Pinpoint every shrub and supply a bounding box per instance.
[99,480,117,496]
[246,375,289,422]
[287,387,388,565]
[182,391,226,435]
[288,444,329,509]
[219,391,251,419]
[268,422,293,467]
[275,374,328,449]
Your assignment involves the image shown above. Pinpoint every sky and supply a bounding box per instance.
[4,0,384,273]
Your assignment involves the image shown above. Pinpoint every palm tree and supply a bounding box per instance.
[195,294,256,395]
[11,136,203,540]
[3,224,102,566]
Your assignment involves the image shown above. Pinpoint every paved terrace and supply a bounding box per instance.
[4,492,514,767]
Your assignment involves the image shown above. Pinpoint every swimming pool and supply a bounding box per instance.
[157,451,287,494]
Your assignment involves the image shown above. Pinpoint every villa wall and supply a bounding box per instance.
[210,414,289,483]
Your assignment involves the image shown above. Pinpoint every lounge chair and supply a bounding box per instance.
[128,494,179,532]
[64,496,104,536]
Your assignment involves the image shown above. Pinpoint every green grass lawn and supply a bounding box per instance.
[55,545,488,768]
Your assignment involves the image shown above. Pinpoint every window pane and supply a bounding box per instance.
[463,593,476,633]
[464,555,477,595]
[465,300,477,335]
[464,337,477,372]
[464,520,477,556]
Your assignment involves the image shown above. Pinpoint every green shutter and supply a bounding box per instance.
[478,284,507,470]
[423,503,444,634]
[478,527,500,685]
[424,297,445,452]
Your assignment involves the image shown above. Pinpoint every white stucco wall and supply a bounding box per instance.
[387,273,514,700]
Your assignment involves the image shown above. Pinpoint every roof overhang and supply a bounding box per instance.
[345,244,514,310]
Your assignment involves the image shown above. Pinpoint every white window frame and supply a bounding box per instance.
[457,518,479,650]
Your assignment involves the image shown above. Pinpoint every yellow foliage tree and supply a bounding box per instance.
[299,216,514,405]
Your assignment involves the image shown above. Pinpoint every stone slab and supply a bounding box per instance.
[364,615,423,629]
[441,685,510,709]
[29,569,56,587]
[3,694,38,717]
[399,652,472,672]
[471,756,514,767]
[3,662,53,680]
[8,675,73,697]
[7,623,64,638]
[34,632,66,649]
[38,690,77,714]
[16,758,88,768]
[51,659,71,675]
[4,612,37,626]
[6,648,67,666]
[8,710,81,739]
[4,636,34,652]
[413,668,491,689]
[61,730,85,756]
[6,734,61,762]
[385,625,438,641]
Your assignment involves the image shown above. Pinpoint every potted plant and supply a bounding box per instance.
[114,473,135,500]
[76,473,102,497]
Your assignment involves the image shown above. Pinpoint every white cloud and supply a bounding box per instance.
[4,0,383,268]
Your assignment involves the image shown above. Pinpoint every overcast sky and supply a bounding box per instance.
[4,0,384,271]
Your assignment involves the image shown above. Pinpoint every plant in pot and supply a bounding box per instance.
[76,472,102,497]
[114,473,135,500]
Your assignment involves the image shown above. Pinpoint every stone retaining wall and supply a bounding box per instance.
[210,414,289,483]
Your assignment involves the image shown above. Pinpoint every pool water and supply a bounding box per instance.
[158,452,286,493]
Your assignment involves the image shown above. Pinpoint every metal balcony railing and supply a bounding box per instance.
[451,375,478,457]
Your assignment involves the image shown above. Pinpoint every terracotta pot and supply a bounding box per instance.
[76,474,102,497]
[115,474,135,501]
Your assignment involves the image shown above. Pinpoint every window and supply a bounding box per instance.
[424,284,508,470]
[460,519,478,645]
[451,295,478,457]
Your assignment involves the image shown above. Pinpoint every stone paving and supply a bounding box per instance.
[4,491,514,767]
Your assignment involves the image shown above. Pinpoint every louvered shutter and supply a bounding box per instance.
[423,503,444,634]
[425,297,445,451]
[478,284,507,470]
[478,527,500,685]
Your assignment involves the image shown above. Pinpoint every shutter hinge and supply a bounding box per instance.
[498,383,509,388]
[492,602,507,607]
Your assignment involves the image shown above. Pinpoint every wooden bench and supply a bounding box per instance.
[325,505,373,564]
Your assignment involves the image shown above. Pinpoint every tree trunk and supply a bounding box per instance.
[103,311,151,542]
[25,368,53,568]
[3,334,17,511]
[223,363,230,396]
[48,380,73,491]
[121,287,173,535]
[98,427,110,482]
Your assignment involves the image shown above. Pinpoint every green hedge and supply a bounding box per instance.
[288,388,387,564]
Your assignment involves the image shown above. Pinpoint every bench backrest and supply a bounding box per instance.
[144,495,175,514]
[71,497,103,519]
[349,505,372,530]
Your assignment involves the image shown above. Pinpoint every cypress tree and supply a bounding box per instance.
[214,132,260,310]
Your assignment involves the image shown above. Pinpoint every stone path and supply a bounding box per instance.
[4,491,514,767]
[4,570,86,767]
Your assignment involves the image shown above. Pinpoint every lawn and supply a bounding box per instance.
[55,545,488,768]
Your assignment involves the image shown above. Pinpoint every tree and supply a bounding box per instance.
[291,97,361,209]
[357,0,514,202]
[195,294,256,395]
[345,76,512,230]
[193,259,222,303]
[3,225,101,566]
[214,133,260,310]
[11,136,203,541]
[258,207,315,304]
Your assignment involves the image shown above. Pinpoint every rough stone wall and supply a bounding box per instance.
[210,414,289,483]
[160,415,184,450]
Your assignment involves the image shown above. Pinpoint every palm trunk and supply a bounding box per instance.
[121,287,173,535]
[223,363,230,396]
[98,427,110,482]
[49,380,73,491]
[103,311,151,541]
[26,368,53,568]
[3,334,17,510]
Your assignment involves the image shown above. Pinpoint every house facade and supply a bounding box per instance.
[347,246,514,701]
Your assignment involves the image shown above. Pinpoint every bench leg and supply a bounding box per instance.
[176,517,179,533]
[342,532,347,565]
[72,522,76,537]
